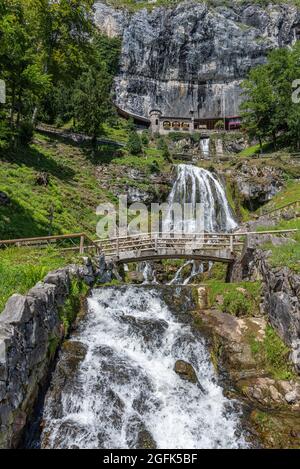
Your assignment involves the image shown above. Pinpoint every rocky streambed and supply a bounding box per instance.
[22,283,300,449]
[32,286,250,449]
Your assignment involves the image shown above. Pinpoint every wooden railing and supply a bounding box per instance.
[260,200,300,217]
[0,229,297,263]
[0,233,100,255]
[97,229,298,263]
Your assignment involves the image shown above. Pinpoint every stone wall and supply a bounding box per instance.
[0,255,119,449]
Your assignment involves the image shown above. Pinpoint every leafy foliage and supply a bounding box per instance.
[0,0,121,145]
[241,43,300,150]
[250,325,296,380]
[127,129,142,155]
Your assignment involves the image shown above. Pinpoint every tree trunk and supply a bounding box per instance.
[10,83,16,128]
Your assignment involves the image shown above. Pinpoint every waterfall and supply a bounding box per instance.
[40,287,248,449]
[200,138,210,158]
[140,261,158,284]
[165,164,237,234]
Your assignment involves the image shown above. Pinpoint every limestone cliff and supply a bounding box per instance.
[94,1,300,119]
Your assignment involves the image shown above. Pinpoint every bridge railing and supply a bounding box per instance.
[0,233,100,255]
[97,229,298,259]
[260,200,300,217]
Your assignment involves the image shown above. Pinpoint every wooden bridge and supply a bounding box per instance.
[0,230,297,265]
[97,229,297,264]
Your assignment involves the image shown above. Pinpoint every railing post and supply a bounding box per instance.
[155,234,158,253]
[116,238,120,258]
[230,235,234,253]
[79,235,85,254]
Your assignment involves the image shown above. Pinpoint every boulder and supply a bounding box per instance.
[174,360,198,384]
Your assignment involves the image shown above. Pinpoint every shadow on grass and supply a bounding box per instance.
[0,144,75,181]
[0,199,51,240]
[37,131,124,166]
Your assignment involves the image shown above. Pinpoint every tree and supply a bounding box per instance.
[241,65,277,151]
[241,43,300,151]
[0,0,50,130]
[161,141,172,162]
[127,129,142,155]
[72,66,112,145]
[214,120,225,131]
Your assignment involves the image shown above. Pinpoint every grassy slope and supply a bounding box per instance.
[0,127,167,240]
[0,247,81,312]
[254,181,300,272]
[0,123,169,310]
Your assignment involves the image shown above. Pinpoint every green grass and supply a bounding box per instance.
[0,135,114,239]
[238,141,272,157]
[0,128,170,240]
[0,247,82,312]
[258,180,300,214]
[206,280,262,316]
[261,225,300,273]
[255,181,300,272]
[58,278,89,335]
[250,325,296,380]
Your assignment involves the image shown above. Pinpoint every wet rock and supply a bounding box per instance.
[174,360,198,384]
[250,410,300,449]
[119,315,168,347]
[126,416,157,449]
[136,429,156,450]
[127,271,144,284]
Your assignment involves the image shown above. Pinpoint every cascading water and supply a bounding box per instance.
[165,164,237,234]
[200,138,210,159]
[40,287,248,449]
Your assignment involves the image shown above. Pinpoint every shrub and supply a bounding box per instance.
[250,325,296,380]
[221,290,252,316]
[141,130,150,146]
[214,120,225,130]
[127,129,142,155]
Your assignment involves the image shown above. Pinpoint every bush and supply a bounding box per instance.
[18,121,34,146]
[214,120,225,130]
[167,132,188,142]
[162,141,172,162]
[150,160,160,173]
[221,291,252,316]
[127,129,142,155]
[141,130,150,146]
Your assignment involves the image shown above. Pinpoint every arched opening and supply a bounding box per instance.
[172,121,181,130]
[181,122,190,131]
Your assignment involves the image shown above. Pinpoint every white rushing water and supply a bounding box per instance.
[165,164,237,234]
[200,138,210,159]
[41,287,248,449]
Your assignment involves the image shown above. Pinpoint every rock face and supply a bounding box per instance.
[95,1,300,119]
[195,307,300,448]
[234,163,284,210]
[231,236,300,372]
